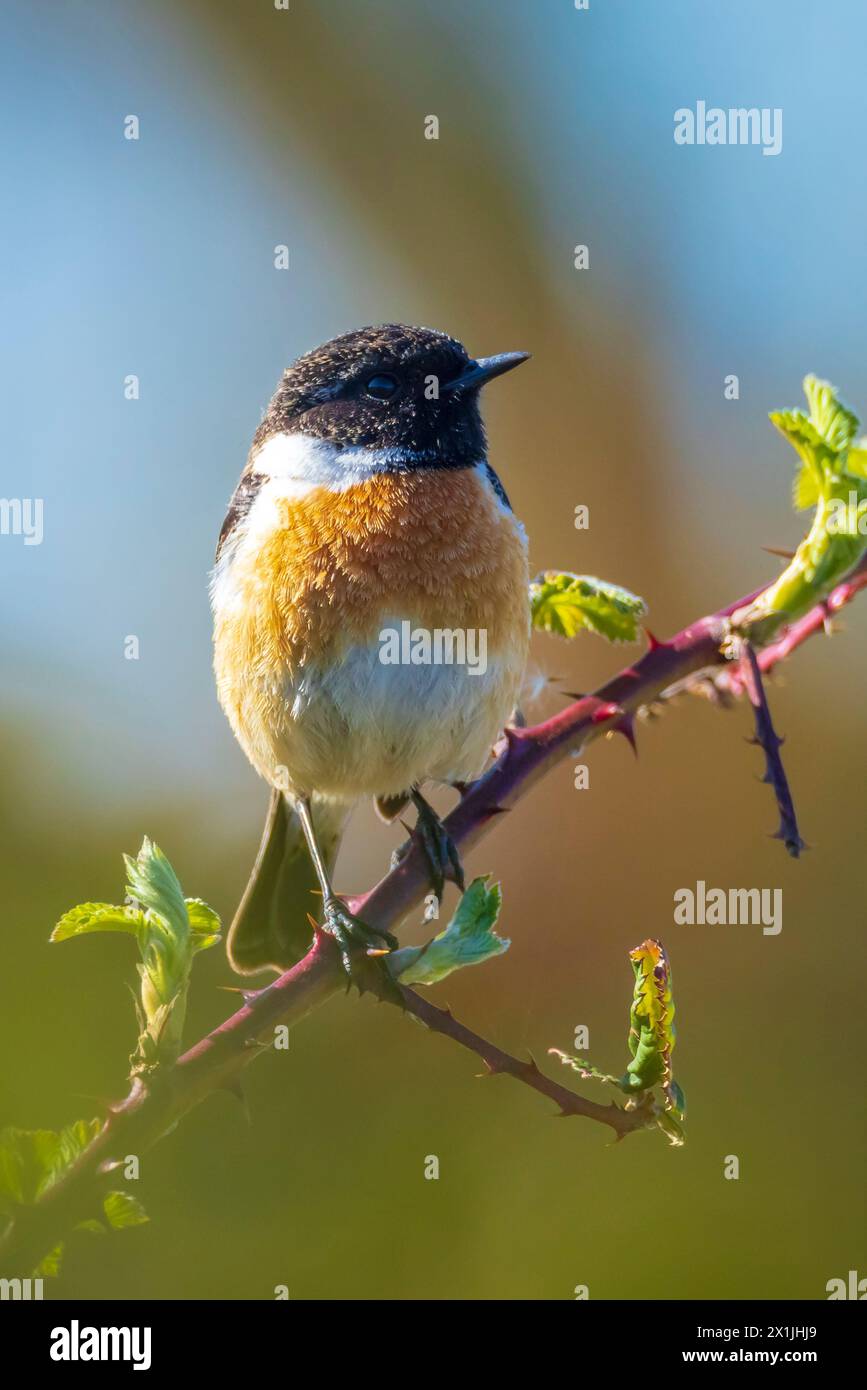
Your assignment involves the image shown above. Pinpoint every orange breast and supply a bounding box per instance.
[218,466,529,680]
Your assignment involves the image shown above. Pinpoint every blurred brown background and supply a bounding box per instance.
[1,0,864,1298]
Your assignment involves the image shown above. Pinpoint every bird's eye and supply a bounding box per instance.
[365,373,400,400]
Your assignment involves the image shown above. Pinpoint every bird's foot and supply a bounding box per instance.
[322,895,398,979]
[410,790,465,904]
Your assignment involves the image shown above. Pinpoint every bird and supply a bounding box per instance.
[211,323,530,976]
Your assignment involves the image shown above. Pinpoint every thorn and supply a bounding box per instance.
[611,714,638,755]
[217,984,267,1005]
[560,690,587,702]
[482,804,511,817]
[451,780,469,797]
[503,724,525,753]
[304,917,330,950]
[644,628,670,652]
[620,666,641,680]
[770,828,808,857]
[742,641,805,861]
[525,1051,541,1076]
[762,545,797,560]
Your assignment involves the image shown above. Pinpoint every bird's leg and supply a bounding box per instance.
[295,798,398,976]
[409,787,466,904]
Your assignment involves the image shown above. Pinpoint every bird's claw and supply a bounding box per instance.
[410,793,465,903]
[322,896,398,977]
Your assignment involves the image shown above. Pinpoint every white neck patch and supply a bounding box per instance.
[250,432,458,493]
[210,440,522,617]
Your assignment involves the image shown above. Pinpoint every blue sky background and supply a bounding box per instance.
[2,0,865,814]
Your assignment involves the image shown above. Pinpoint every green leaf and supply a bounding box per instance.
[51,903,146,943]
[772,409,838,513]
[550,940,680,1099]
[124,838,189,940]
[803,374,859,452]
[0,1128,56,1207]
[736,377,867,642]
[54,1118,104,1177]
[34,1243,65,1278]
[122,842,217,1068]
[792,465,820,512]
[103,1191,149,1230]
[0,1118,105,1274]
[770,376,860,501]
[52,840,219,1075]
[844,445,867,480]
[530,572,646,643]
[388,877,509,986]
[0,1123,149,1276]
[0,1119,102,1210]
[623,938,678,1096]
[184,898,222,951]
[548,938,685,1147]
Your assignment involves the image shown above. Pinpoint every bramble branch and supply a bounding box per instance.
[384,978,650,1139]
[5,376,867,1273]
[2,546,865,1277]
[740,641,805,857]
[717,556,867,696]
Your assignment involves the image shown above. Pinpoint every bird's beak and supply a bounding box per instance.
[442,351,530,393]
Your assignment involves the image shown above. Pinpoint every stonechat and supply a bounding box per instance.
[211,324,530,974]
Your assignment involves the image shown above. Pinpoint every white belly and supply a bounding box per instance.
[265,637,521,800]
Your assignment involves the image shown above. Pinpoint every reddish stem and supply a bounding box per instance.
[2,561,864,1275]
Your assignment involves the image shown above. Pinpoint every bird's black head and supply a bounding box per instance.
[254,324,528,467]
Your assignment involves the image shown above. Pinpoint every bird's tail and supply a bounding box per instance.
[227,790,350,975]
